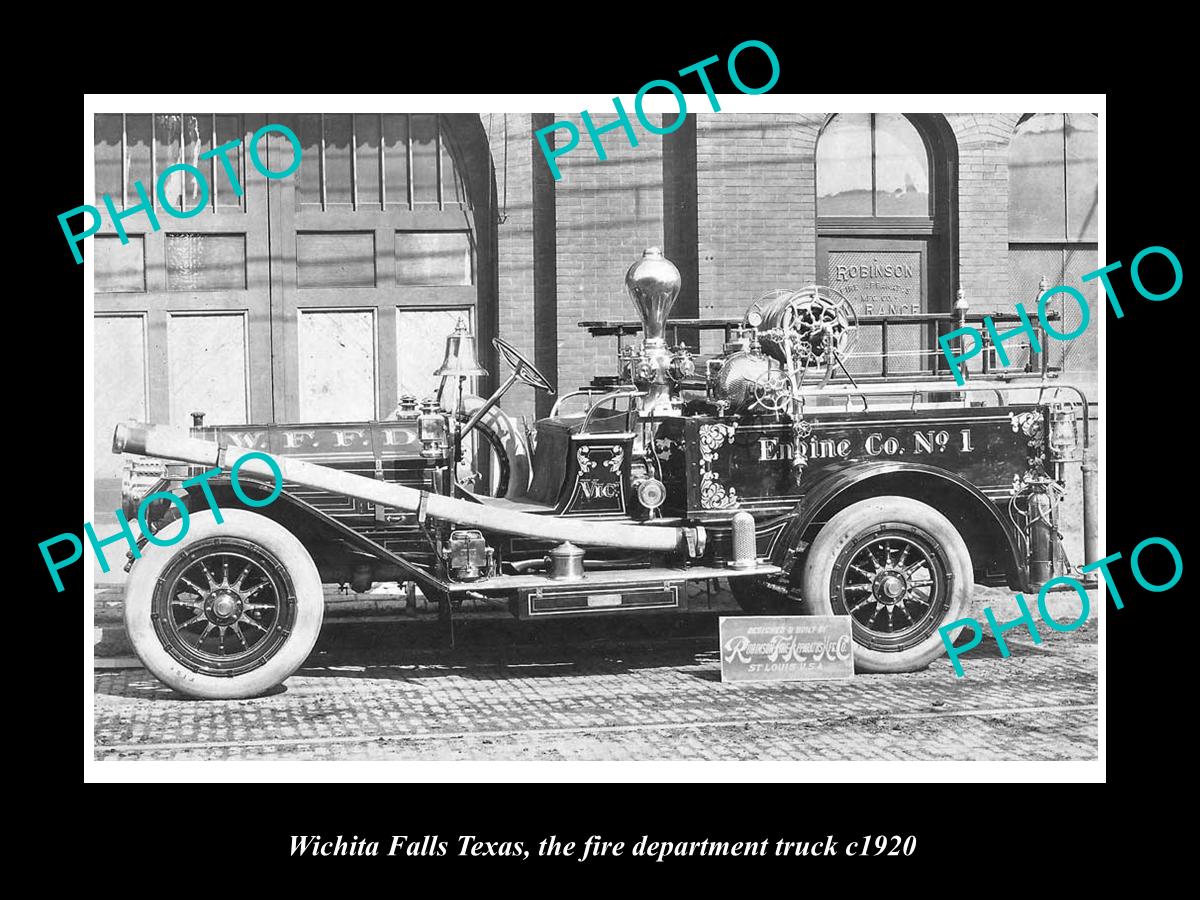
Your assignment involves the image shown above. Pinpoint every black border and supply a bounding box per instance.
[40,31,1185,876]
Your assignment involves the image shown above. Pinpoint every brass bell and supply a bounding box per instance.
[434,318,487,377]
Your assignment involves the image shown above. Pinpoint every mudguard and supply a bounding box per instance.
[779,460,1025,583]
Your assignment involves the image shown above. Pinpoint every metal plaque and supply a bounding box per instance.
[827,249,925,375]
[719,615,854,682]
[827,250,922,317]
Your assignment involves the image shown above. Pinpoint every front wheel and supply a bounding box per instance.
[799,496,972,673]
[123,508,325,699]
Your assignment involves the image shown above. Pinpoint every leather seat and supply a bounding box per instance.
[538,406,630,435]
[525,407,632,505]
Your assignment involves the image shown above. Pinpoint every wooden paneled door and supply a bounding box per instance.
[93,113,275,519]
[92,112,489,567]
[262,114,482,424]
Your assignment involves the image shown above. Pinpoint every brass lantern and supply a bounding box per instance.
[1049,404,1080,462]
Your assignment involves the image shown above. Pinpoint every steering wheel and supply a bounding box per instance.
[494,337,555,395]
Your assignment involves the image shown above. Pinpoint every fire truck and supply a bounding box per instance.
[114,247,1093,699]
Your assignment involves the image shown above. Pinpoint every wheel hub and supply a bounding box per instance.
[207,590,241,622]
[876,573,906,603]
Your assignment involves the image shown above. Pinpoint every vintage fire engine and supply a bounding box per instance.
[114,247,1093,699]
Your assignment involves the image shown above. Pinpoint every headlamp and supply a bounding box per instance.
[418,399,448,458]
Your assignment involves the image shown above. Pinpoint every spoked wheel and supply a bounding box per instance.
[800,496,972,673]
[153,540,296,677]
[125,509,324,698]
[833,529,950,652]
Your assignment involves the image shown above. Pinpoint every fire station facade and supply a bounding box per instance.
[92,111,1099,527]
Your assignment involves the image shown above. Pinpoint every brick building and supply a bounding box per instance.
[526,110,1097,414]
[91,110,1098,575]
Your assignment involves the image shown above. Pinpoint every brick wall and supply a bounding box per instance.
[486,113,537,423]
[553,113,664,399]
[692,112,1026,322]
[695,113,824,329]
[947,113,1022,314]
[492,111,1096,408]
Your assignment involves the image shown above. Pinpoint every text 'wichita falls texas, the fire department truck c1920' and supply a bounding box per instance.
[113,247,1095,699]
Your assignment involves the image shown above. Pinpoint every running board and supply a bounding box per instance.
[445,562,779,594]
[442,562,782,619]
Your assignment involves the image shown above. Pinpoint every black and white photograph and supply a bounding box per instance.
[80,94,1107,771]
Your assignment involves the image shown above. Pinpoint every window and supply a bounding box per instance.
[816,114,951,378]
[817,113,931,218]
[1008,114,1098,378]
[94,113,246,212]
[1009,114,1097,242]
[294,113,469,211]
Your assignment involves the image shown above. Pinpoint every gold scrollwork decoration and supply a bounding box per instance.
[1009,410,1047,477]
[698,423,739,509]
[653,437,678,461]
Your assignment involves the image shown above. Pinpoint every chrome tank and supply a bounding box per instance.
[624,247,683,415]
[625,247,681,349]
[712,349,778,413]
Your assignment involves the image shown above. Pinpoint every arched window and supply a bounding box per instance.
[817,113,931,217]
[816,113,955,376]
[1008,113,1098,378]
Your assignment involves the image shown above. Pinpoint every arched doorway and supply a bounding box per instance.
[815,113,957,375]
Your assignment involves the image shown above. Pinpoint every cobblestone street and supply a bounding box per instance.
[93,592,1098,761]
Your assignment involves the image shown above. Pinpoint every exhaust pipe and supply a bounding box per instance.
[114,422,704,556]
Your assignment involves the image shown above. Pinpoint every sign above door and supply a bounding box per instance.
[827,249,922,317]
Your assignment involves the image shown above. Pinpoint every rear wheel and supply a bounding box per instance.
[800,496,972,673]
[124,509,324,699]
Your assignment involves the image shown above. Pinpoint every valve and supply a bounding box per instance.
[669,344,695,380]
[750,369,792,413]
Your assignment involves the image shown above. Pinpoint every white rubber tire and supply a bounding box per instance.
[799,496,973,673]
[123,508,325,699]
